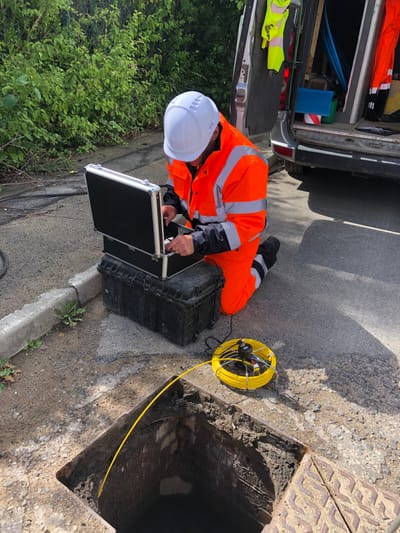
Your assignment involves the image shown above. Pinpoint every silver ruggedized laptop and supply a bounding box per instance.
[85,164,203,279]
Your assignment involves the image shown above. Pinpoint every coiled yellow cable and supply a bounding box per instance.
[212,338,277,390]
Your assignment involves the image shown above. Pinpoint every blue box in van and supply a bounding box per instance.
[294,88,334,116]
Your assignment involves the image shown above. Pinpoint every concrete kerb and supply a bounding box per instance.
[0,265,101,360]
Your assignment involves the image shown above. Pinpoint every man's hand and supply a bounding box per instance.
[165,234,194,256]
[162,205,177,225]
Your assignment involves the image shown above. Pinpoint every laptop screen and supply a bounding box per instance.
[85,164,165,257]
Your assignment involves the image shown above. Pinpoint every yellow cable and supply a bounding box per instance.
[98,359,211,498]
[97,339,277,498]
[212,338,276,390]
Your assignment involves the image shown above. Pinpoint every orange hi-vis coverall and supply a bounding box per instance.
[367,0,400,119]
[164,114,268,315]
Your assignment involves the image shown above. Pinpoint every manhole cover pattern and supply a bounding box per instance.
[263,454,400,533]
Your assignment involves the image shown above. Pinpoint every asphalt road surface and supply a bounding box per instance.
[1,144,399,530]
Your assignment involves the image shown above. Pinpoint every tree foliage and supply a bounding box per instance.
[0,0,244,176]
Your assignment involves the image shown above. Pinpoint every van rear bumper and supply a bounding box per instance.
[271,114,400,180]
[294,144,400,180]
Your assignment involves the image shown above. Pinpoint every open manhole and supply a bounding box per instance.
[57,379,306,532]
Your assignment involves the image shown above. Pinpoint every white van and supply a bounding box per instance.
[232,0,400,179]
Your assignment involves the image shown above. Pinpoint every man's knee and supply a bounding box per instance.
[220,281,256,315]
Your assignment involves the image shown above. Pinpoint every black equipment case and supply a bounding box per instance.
[85,164,225,344]
[98,254,224,346]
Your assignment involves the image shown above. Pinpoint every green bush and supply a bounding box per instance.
[0,0,244,177]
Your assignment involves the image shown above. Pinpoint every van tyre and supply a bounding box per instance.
[284,161,305,177]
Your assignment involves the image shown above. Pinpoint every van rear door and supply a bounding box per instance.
[231,0,301,136]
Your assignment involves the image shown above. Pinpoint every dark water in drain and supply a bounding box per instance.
[133,494,245,533]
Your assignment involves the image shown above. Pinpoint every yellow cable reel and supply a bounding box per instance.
[211,337,277,390]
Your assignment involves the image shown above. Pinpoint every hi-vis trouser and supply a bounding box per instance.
[367,0,400,119]
[261,0,291,72]
[205,238,262,315]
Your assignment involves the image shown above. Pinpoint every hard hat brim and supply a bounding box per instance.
[163,137,209,162]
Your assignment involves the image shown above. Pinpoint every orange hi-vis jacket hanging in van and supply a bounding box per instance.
[366,0,400,120]
[165,114,268,315]
[261,0,291,72]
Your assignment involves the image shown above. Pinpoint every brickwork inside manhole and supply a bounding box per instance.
[57,379,306,533]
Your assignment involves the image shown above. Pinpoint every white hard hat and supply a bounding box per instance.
[163,91,220,162]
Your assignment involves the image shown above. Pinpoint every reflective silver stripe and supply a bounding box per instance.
[181,199,189,212]
[225,198,267,215]
[251,267,262,289]
[214,145,265,194]
[269,36,284,47]
[198,213,225,223]
[222,221,241,250]
[197,197,266,224]
[166,177,174,186]
[254,253,268,276]
[271,3,287,14]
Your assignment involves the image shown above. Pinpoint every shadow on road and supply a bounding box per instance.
[237,168,400,414]
[298,168,400,233]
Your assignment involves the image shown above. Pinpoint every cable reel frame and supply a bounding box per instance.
[211,337,277,390]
